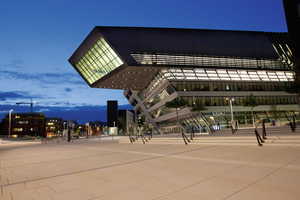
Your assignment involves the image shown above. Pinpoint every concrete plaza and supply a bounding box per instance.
[0,126,300,200]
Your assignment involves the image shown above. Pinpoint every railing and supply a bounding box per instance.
[200,113,216,133]
[182,132,190,145]
[41,137,68,144]
[254,118,267,146]
[290,116,296,132]
[140,134,148,144]
[128,134,135,143]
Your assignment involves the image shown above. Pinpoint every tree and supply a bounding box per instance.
[73,127,80,134]
[165,97,189,134]
[241,93,259,127]
[282,62,300,118]
[191,99,208,133]
[269,103,283,126]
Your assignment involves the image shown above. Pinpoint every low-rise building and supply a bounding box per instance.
[2,112,46,138]
[46,118,63,138]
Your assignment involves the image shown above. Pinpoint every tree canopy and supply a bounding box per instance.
[241,93,259,108]
[165,97,188,110]
[191,99,208,112]
[282,62,300,94]
[165,97,188,134]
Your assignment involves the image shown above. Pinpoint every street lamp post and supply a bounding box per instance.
[113,121,115,136]
[9,109,13,138]
[226,97,235,123]
[63,122,66,137]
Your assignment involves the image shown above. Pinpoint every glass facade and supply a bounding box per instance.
[74,37,123,85]
[138,71,166,101]
[156,109,299,134]
[150,106,177,119]
[144,85,175,109]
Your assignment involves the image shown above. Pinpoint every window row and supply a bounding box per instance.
[182,96,297,107]
[171,81,283,92]
[131,53,288,70]
[12,127,44,132]
[10,120,44,125]
[162,68,293,82]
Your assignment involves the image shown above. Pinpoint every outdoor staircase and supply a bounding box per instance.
[120,126,300,146]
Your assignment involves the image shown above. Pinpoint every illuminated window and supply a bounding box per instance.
[75,37,123,85]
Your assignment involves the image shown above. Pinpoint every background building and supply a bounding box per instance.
[2,112,46,137]
[46,117,63,138]
[69,26,297,134]
[107,101,118,135]
[106,100,137,135]
[118,109,136,135]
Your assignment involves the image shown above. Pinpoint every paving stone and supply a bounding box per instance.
[0,179,8,187]
[24,181,41,190]
[0,194,12,200]
[35,186,56,197]
[50,189,92,200]
[0,129,299,200]
[11,189,40,200]
[2,183,26,195]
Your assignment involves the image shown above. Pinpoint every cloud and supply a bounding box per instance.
[0,69,85,86]
[0,92,24,101]
[64,88,72,92]
[0,91,47,101]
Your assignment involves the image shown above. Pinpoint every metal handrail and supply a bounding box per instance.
[254,118,266,146]
[140,134,148,144]
[181,132,190,145]
[128,134,135,143]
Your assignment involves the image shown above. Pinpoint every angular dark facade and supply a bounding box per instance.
[107,101,118,128]
[69,26,298,134]
[283,0,300,60]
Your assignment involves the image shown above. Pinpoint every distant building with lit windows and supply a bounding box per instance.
[46,118,63,138]
[2,113,46,137]
[69,26,298,134]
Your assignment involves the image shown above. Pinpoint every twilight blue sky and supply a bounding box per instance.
[0,0,288,124]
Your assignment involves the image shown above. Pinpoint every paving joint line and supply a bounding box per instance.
[223,155,300,199]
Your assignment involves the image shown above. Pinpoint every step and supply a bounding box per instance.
[119,137,300,146]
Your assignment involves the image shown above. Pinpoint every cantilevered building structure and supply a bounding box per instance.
[69,27,298,134]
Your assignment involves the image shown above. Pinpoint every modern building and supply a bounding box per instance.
[118,109,136,135]
[106,100,137,135]
[69,24,298,134]
[2,112,46,137]
[283,0,300,60]
[45,117,63,138]
[107,100,118,135]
